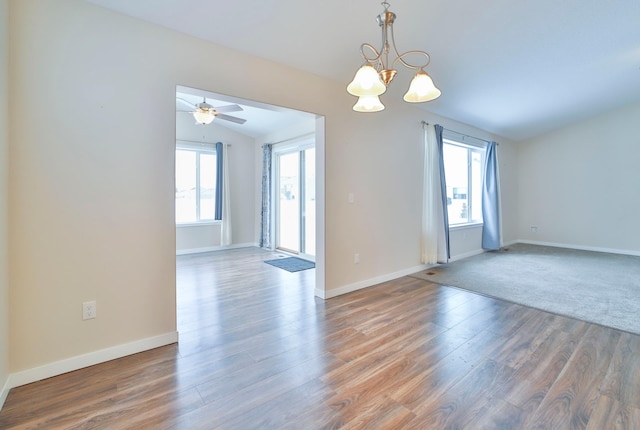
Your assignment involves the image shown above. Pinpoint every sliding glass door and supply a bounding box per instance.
[275,146,315,258]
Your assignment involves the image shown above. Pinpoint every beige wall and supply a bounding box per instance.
[517,101,640,253]
[9,0,180,372]
[0,0,10,404]
[7,0,514,377]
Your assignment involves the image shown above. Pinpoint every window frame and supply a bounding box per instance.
[175,142,218,226]
[442,138,486,228]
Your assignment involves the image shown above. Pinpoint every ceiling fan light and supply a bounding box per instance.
[193,110,215,125]
[353,95,385,112]
[403,71,441,103]
[347,65,386,97]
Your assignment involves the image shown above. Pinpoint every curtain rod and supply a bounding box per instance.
[176,139,231,146]
[269,132,315,146]
[421,121,497,145]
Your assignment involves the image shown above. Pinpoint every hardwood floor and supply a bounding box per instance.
[1,247,640,429]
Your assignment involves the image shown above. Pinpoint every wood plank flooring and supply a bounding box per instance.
[1,247,640,429]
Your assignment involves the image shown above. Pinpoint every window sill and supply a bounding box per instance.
[176,221,221,228]
[449,222,483,231]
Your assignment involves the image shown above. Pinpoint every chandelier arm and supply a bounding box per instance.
[359,43,384,67]
[387,21,432,71]
[392,50,432,71]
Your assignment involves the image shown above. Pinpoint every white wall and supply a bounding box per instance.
[449,226,484,260]
[496,137,519,245]
[6,0,516,382]
[175,113,258,253]
[517,101,640,254]
[0,0,10,408]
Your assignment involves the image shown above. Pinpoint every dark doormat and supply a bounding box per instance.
[264,257,315,272]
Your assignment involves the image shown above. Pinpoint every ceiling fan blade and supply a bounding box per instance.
[213,104,243,113]
[176,97,196,111]
[216,113,247,124]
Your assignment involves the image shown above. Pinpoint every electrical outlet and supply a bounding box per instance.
[531,226,538,233]
[354,253,360,264]
[83,301,97,320]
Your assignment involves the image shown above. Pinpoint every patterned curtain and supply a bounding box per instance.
[259,144,273,248]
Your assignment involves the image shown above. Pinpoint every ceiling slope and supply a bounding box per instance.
[88,0,640,141]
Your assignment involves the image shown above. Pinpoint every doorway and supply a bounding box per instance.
[175,84,325,298]
[274,145,315,260]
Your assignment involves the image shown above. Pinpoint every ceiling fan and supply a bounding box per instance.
[177,97,247,125]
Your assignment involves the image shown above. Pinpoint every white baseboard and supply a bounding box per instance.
[315,243,519,299]
[449,248,485,262]
[318,264,431,299]
[516,240,640,257]
[0,375,9,411]
[176,242,258,256]
[6,331,178,391]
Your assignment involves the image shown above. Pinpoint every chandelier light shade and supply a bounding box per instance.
[403,71,441,102]
[347,65,386,97]
[353,95,385,112]
[347,1,441,112]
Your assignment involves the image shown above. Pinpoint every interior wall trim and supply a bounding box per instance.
[318,264,432,299]
[0,375,9,411]
[176,242,258,256]
[517,240,640,257]
[6,331,179,391]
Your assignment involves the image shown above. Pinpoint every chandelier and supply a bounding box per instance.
[347,1,441,112]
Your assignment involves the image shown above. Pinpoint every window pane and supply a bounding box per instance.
[199,153,216,220]
[304,148,315,256]
[470,150,483,222]
[443,144,469,225]
[175,150,196,223]
[278,152,300,252]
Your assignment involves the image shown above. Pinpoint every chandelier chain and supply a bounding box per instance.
[358,4,432,72]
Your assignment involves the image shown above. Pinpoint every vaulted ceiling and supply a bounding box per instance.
[87,0,640,141]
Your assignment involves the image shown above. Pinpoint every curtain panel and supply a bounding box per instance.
[482,141,501,250]
[215,142,223,221]
[421,124,450,264]
[259,144,273,248]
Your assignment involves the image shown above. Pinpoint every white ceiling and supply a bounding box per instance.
[88,0,640,141]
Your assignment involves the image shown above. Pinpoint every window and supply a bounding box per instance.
[175,147,217,224]
[443,139,485,226]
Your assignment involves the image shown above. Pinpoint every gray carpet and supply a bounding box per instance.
[410,243,640,335]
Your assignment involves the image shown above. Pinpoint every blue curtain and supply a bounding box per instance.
[214,142,223,221]
[482,141,501,250]
[434,125,450,261]
[259,144,273,248]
